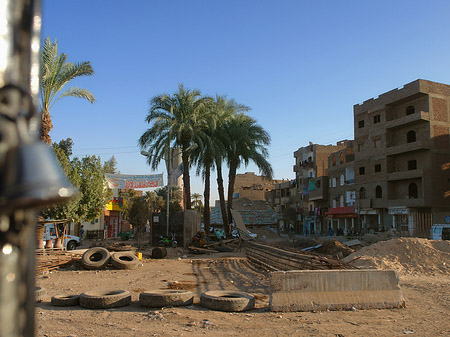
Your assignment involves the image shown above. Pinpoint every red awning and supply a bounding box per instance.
[325,206,356,218]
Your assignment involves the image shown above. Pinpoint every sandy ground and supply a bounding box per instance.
[35,244,450,337]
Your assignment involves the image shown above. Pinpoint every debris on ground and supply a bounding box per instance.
[313,239,355,258]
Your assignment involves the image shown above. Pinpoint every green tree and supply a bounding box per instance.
[42,139,110,223]
[103,155,118,174]
[191,193,203,213]
[139,83,212,209]
[156,186,183,213]
[39,37,95,144]
[225,114,273,227]
[127,196,149,247]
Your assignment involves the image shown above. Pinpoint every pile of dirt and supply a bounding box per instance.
[343,237,450,276]
[314,239,355,258]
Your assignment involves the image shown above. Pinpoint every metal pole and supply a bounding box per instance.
[166,182,170,236]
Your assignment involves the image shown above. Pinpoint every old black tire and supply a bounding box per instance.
[200,290,255,312]
[51,294,80,307]
[139,290,194,308]
[151,247,167,259]
[35,286,46,303]
[81,247,111,270]
[111,252,139,270]
[79,290,131,309]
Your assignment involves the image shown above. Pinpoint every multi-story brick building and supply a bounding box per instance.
[234,172,283,201]
[354,79,450,236]
[292,141,349,235]
[325,141,357,234]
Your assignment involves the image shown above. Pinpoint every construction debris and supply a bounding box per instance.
[36,250,81,274]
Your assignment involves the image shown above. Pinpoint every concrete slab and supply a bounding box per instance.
[270,269,405,312]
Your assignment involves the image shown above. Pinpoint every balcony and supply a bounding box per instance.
[386,139,431,156]
[387,169,423,181]
[385,111,430,129]
[293,164,299,172]
[359,198,372,208]
[387,198,426,208]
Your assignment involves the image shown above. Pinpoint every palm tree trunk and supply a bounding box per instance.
[227,159,238,227]
[40,109,53,145]
[203,163,211,233]
[216,160,229,234]
[182,150,192,209]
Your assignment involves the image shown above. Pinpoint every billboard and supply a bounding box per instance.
[105,173,164,189]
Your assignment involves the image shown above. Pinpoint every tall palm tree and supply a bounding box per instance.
[139,84,212,209]
[39,37,95,144]
[225,113,273,225]
[209,96,249,233]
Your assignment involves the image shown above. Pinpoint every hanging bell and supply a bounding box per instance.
[0,141,77,213]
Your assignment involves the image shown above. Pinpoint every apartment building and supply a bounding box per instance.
[326,141,357,234]
[234,172,283,201]
[354,79,450,237]
[292,141,348,235]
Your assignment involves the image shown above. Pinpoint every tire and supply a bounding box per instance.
[140,290,194,308]
[67,240,77,251]
[200,291,255,312]
[51,294,80,307]
[171,241,178,248]
[152,247,167,259]
[35,286,46,303]
[79,290,131,309]
[81,247,111,270]
[111,252,139,270]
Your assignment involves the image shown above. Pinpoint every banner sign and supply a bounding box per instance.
[105,174,164,189]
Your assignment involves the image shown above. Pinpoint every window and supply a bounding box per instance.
[408,159,417,170]
[358,120,365,128]
[357,143,364,152]
[340,152,344,164]
[332,155,336,166]
[373,139,381,148]
[406,106,415,116]
[359,187,366,199]
[340,175,345,186]
[375,164,381,172]
[332,177,336,187]
[374,114,381,123]
[359,166,365,175]
[408,183,418,199]
[407,130,416,143]
[375,185,382,198]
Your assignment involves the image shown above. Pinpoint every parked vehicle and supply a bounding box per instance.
[158,233,178,248]
[42,223,81,250]
[430,224,450,240]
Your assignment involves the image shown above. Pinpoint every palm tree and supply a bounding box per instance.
[39,37,96,144]
[191,193,203,213]
[139,84,212,209]
[208,96,249,233]
[225,113,273,225]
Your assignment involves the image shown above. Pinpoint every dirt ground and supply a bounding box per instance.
[35,243,450,337]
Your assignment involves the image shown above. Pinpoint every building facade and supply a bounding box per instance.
[234,172,283,201]
[354,79,450,236]
[291,141,349,235]
[326,141,357,234]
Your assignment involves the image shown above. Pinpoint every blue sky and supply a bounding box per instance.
[41,0,450,203]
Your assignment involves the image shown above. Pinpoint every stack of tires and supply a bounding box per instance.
[81,247,139,270]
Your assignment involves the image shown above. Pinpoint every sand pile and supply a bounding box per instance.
[343,237,450,276]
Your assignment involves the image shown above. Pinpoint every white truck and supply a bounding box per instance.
[42,222,81,250]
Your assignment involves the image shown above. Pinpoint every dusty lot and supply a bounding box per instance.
[35,243,450,337]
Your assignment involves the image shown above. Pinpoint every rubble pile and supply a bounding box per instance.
[343,237,450,276]
[314,239,355,258]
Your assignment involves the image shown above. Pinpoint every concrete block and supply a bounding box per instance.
[270,269,405,312]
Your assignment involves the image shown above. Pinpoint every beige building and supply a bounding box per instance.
[289,141,349,234]
[234,172,283,201]
[354,79,450,236]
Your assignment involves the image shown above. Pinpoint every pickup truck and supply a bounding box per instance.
[42,223,81,250]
